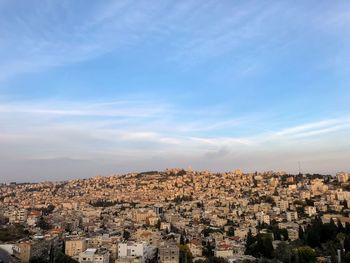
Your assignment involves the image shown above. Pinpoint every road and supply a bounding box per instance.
[0,248,14,263]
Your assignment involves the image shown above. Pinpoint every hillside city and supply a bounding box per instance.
[1,169,350,263]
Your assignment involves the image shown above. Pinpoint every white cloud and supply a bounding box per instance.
[0,100,167,118]
[271,118,350,139]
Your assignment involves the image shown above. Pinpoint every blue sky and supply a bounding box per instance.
[0,0,350,182]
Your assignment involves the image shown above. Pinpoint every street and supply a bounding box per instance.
[0,248,14,263]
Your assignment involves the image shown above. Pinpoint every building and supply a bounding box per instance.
[286,211,298,222]
[9,208,28,223]
[118,242,150,263]
[158,242,179,263]
[78,248,110,263]
[305,206,317,217]
[337,172,349,183]
[276,200,289,212]
[256,212,270,225]
[189,239,202,257]
[66,239,87,259]
[287,228,299,241]
[16,239,52,263]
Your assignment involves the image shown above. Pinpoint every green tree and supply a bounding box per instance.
[274,241,292,263]
[337,232,346,250]
[299,226,305,241]
[179,244,192,263]
[305,225,320,248]
[208,257,229,263]
[203,241,215,257]
[55,252,79,263]
[245,229,256,256]
[344,235,350,253]
[227,227,235,237]
[320,220,338,243]
[29,257,48,263]
[345,223,350,235]
[323,240,338,263]
[280,228,289,241]
[123,230,130,240]
[37,216,51,230]
[259,234,274,259]
[338,220,346,233]
[180,234,185,245]
[293,246,316,263]
[343,252,350,263]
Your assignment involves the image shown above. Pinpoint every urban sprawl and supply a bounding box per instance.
[1,169,350,263]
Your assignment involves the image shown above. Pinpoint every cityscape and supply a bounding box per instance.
[1,170,350,263]
[1,1,350,263]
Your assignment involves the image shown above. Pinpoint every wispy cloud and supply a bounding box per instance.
[189,136,254,147]
[272,118,350,139]
[1,1,349,81]
[0,100,167,118]
[1,1,350,180]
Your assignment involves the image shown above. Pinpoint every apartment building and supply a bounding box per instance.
[78,248,110,263]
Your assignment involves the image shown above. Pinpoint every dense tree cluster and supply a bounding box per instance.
[0,224,28,242]
[89,199,118,207]
[245,230,274,259]
[29,252,78,263]
[37,216,51,230]
[245,216,350,263]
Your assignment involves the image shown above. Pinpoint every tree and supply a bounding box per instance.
[29,257,48,263]
[272,225,281,240]
[305,225,320,248]
[337,232,346,250]
[265,196,275,204]
[281,228,289,241]
[227,227,235,237]
[180,234,185,245]
[299,226,305,241]
[343,252,350,263]
[245,229,256,255]
[323,240,338,263]
[55,252,79,263]
[203,241,215,258]
[345,223,350,235]
[338,220,345,233]
[123,230,130,240]
[274,241,292,263]
[179,244,192,263]
[0,224,28,242]
[246,232,273,259]
[40,204,55,215]
[319,220,337,243]
[344,235,350,253]
[37,216,51,230]
[259,234,274,259]
[295,246,316,263]
[208,257,229,263]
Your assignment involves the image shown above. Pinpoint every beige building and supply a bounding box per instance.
[337,172,349,183]
[276,200,289,212]
[66,239,87,258]
[286,211,298,222]
[158,242,179,263]
[16,239,51,263]
[9,208,28,224]
[79,248,110,263]
[305,206,317,217]
[287,228,299,241]
[189,240,202,257]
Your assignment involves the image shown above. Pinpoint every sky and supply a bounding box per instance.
[0,0,350,182]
